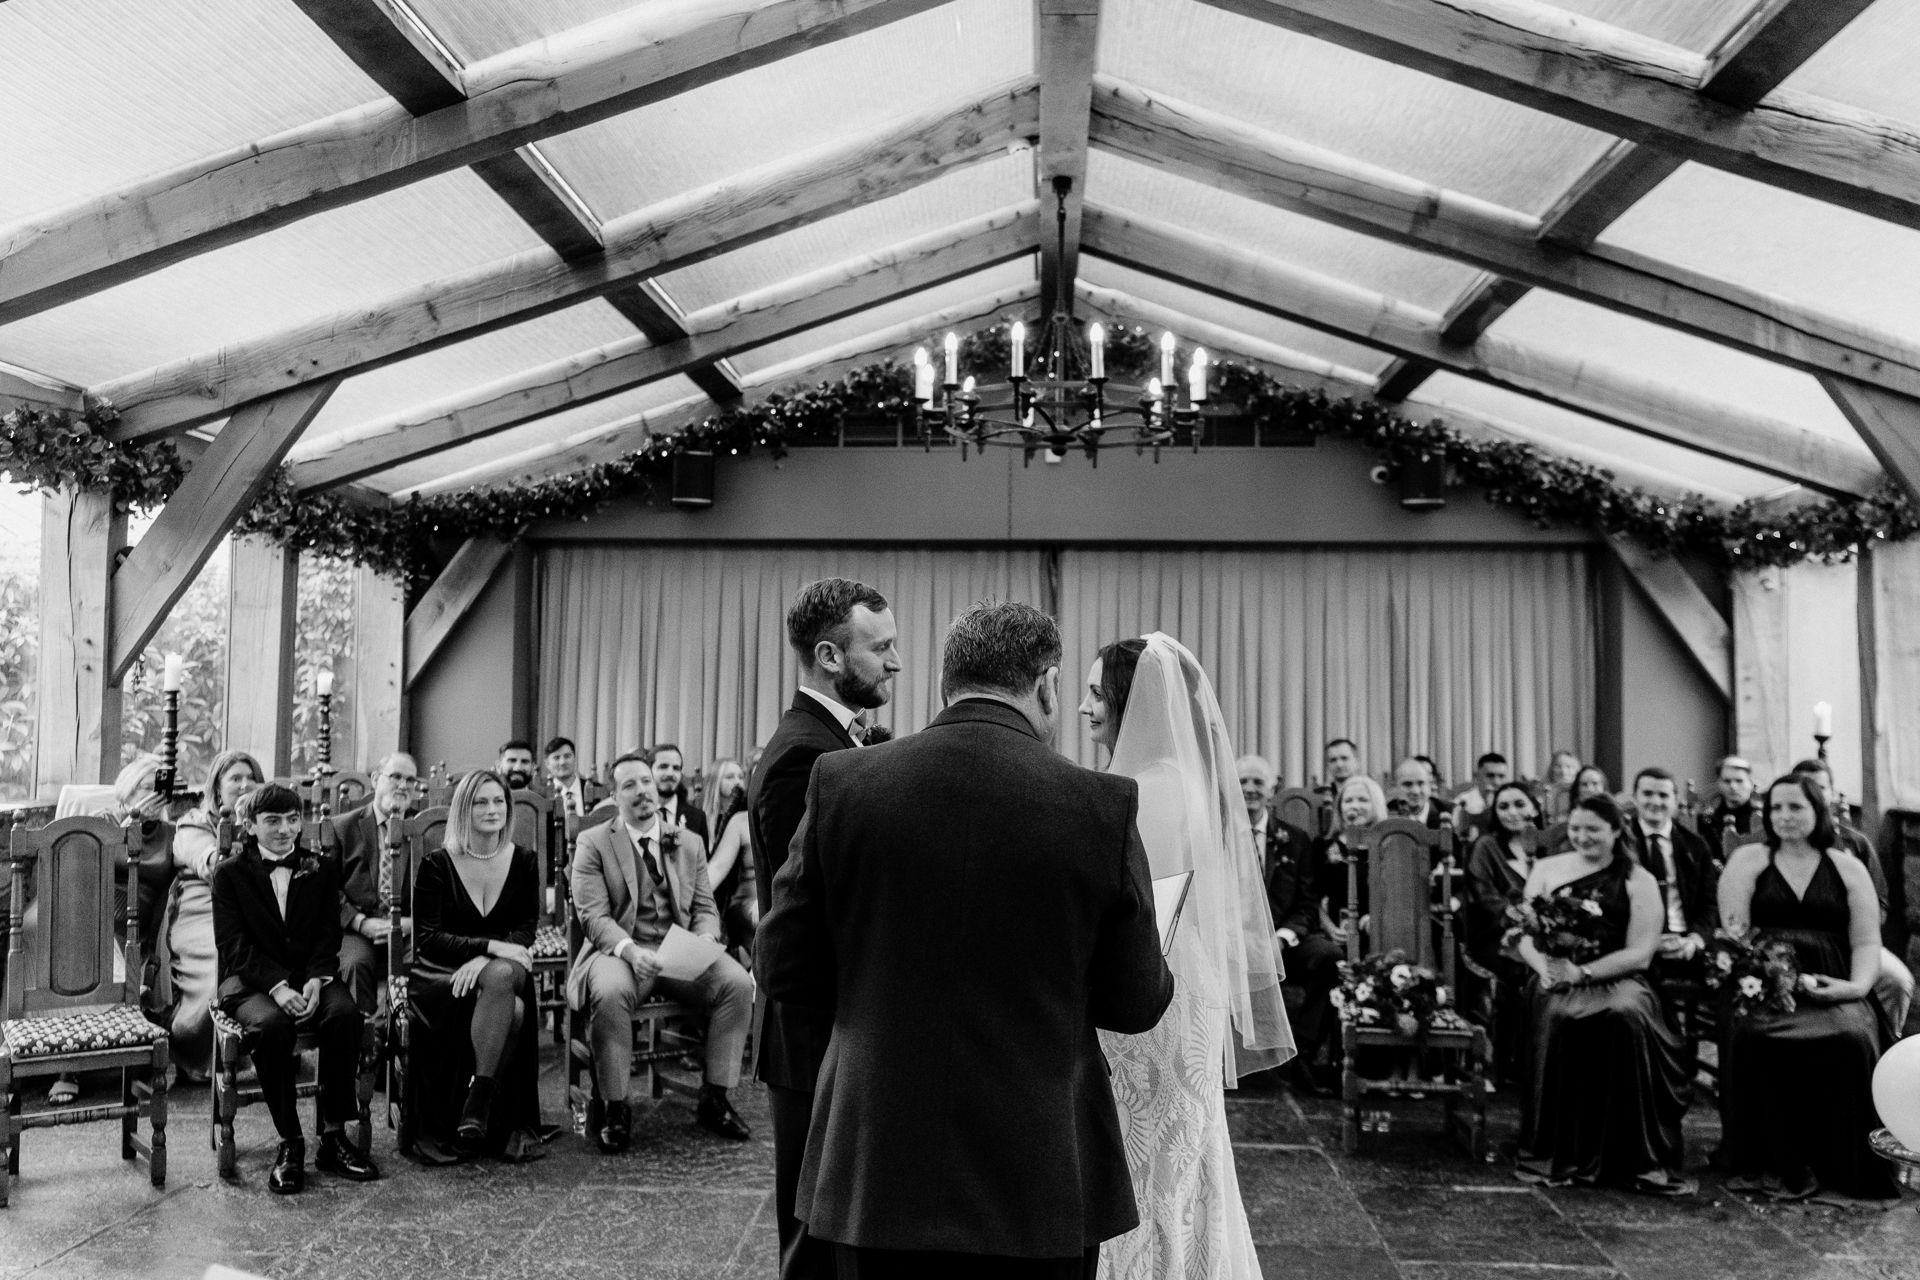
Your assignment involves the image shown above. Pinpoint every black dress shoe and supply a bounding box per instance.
[315,1131,381,1181]
[596,1098,631,1154]
[268,1138,306,1195]
[695,1092,751,1141]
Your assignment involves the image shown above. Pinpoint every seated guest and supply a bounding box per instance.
[647,743,709,846]
[1517,795,1692,1196]
[1545,751,1581,820]
[330,752,418,1015]
[1463,782,1542,1083]
[570,753,754,1151]
[1623,767,1718,986]
[1242,754,1336,1088]
[701,758,757,954]
[1705,756,1759,842]
[1390,756,1449,830]
[542,736,598,816]
[1790,759,1912,1031]
[495,740,536,791]
[1571,765,1610,806]
[1719,775,1898,1200]
[163,749,264,1081]
[408,770,545,1164]
[1450,752,1511,842]
[1318,737,1361,798]
[1312,775,1391,951]
[210,783,379,1193]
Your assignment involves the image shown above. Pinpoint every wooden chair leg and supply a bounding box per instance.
[121,1067,136,1160]
[215,1032,239,1179]
[8,1083,21,1175]
[0,1050,11,1207]
[1341,1028,1361,1154]
[1469,1031,1490,1162]
[149,1045,169,1188]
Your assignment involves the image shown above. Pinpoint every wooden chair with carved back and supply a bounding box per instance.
[384,806,447,1154]
[1338,818,1489,1161]
[1,816,167,1205]
[511,790,571,1043]
[325,772,375,816]
[1273,786,1330,839]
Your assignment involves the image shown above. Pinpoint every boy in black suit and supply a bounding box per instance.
[211,783,380,1193]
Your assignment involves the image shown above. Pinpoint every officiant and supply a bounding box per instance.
[568,752,754,1152]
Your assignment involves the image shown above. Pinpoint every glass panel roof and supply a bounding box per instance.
[0,170,546,386]
[403,0,639,64]
[532,0,1031,222]
[1779,0,1920,127]
[1099,0,1618,217]
[0,0,382,224]
[1536,0,1755,53]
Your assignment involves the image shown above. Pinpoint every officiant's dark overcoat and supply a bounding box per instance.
[758,697,1174,1258]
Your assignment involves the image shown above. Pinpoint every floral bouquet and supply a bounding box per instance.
[1331,950,1466,1038]
[1704,933,1801,1017]
[1503,887,1608,962]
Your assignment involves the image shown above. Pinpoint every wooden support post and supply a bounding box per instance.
[224,535,299,775]
[34,490,126,792]
[109,380,340,682]
[1606,536,1732,701]
[1859,541,1920,833]
[352,567,406,770]
[404,539,514,690]
[1732,567,1793,780]
[1036,0,1099,319]
[1824,374,1920,508]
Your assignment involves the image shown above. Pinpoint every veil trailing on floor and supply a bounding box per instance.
[1108,632,1294,1085]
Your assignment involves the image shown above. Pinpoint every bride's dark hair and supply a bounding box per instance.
[1097,638,1149,731]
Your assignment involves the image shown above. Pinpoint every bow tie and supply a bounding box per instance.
[260,853,296,869]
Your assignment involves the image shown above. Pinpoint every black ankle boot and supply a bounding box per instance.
[457,1076,496,1143]
[268,1137,306,1195]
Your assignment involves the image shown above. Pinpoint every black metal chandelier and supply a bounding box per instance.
[913,179,1210,465]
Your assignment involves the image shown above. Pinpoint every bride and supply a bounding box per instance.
[1081,633,1294,1279]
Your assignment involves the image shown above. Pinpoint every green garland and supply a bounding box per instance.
[4,322,1914,592]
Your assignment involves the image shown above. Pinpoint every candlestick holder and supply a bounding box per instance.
[317,690,334,774]
[1815,732,1831,762]
[157,688,180,799]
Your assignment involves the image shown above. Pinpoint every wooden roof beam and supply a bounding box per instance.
[1035,0,1100,320]
[1373,0,1879,400]
[1194,0,1920,230]
[1081,203,1884,497]
[284,201,1039,489]
[1088,76,1920,406]
[90,78,1041,442]
[0,0,947,324]
[405,283,1039,493]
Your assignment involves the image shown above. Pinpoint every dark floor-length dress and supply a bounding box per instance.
[1722,851,1897,1199]
[407,844,543,1162]
[1464,833,1531,1084]
[1518,855,1691,1188]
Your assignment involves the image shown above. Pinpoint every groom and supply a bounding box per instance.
[758,601,1174,1279]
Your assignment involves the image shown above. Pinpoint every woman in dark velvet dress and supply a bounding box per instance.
[1464,782,1542,1085]
[407,769,545,1164]
[1719,775,1896,1201]
[1517,794,1692,1195]
[1311,775,1390,954]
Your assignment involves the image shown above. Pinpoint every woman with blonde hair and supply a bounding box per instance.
[1312,775,1389,948]
[700,758,758,954]
[405,769,545,1163]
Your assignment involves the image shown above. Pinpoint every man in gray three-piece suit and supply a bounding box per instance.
[759,601,1175,1280]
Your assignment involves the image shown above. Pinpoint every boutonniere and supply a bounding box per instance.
[290,851,324,880]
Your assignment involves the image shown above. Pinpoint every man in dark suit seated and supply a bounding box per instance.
[1622,767,1718,984]
[1390,756,1451,830]
[759,600,1173,1278]
[1240,754,1338,1091]
[647,743,709,848]
[542,736,600,817]
[330,752,417,1014]
[496,739,536,791]
[211,783,379,1193]
[1319,737,1361,798]
[1704,755,1758,843]
[750,576,901,1280]
[1450,752,1511,845]
[570,753,754,1152]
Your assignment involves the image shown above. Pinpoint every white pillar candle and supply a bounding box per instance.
[1088,323,1106,379]
[1010,321,1026,377]
[1159,331,1176,388]
[913,347,934,404]
[1189,348,1208,402]
[1813,700,1833,737]
[162,653,183,692]
[317,669,334,698]
[944,332,959,385]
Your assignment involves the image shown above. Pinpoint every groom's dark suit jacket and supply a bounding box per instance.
[750,690,859,1093]
[758,698,1175,1257]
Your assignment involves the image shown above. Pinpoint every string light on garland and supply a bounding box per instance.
[4,323,1915,594]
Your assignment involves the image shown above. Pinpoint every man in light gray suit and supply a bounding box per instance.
[569,752,754,1152]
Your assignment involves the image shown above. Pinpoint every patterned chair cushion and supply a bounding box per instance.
[531,924,569,960]
[4,1005,165,1058]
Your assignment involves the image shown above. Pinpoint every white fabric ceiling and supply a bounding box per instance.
[0,0,1912,507]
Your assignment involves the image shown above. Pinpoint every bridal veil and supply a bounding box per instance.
[1108,633,1294,1084]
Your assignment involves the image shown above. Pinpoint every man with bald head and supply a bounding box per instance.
[331,751,419,1013]
[1392,756,1449,830]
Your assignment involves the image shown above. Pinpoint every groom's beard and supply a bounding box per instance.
[833,666,892,710]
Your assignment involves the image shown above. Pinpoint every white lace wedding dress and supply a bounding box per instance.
[1097,636,1293,1280]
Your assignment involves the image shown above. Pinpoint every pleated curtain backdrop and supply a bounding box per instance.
[535,545,1049,772]
[1056,548,1596,786]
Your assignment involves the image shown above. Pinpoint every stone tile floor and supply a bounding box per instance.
[3,1046,1918,1279]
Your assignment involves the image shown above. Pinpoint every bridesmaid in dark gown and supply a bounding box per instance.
[408,770,545,1164]
[1463,783,1543,1085]
[1517,794,1692,1195]
[1719,774,1896,1201]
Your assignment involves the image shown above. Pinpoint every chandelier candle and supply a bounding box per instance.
[944,332,959,387]
[1010,322,1026,378]
[1189,349,1208,402]
[1089,323,1106,380]
[913,348,934,405]
[1159,331,1176,387]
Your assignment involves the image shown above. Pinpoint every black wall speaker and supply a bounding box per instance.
[1399,450,1446,511]
[671,451,716,509]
